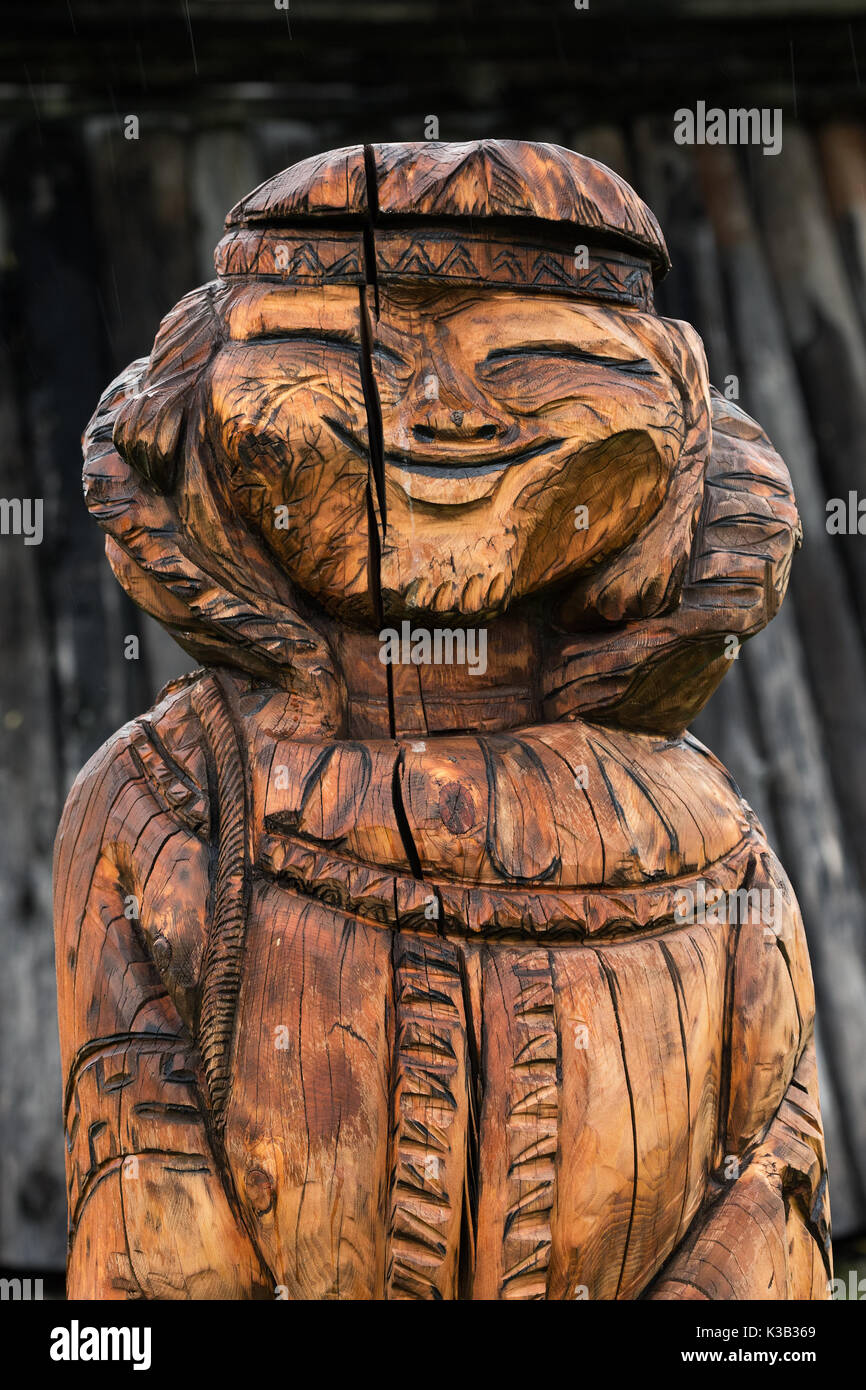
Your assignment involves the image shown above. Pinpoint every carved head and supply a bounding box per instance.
[83,142,799,734]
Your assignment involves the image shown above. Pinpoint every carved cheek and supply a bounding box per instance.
[502,426,674,602]
[208,350,367,486]
[203,351,375,616]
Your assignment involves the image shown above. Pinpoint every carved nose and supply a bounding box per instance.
[412,411,501,444]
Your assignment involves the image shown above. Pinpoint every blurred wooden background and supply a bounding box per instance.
[2,0,866,1275]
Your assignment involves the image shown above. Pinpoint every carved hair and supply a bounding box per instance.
[83,282,347,735]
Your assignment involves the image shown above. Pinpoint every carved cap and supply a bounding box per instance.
[216,141,670,306]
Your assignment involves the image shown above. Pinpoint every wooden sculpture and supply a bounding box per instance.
[55,141,831,1300]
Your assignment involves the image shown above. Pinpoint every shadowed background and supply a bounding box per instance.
[2,0,866,1281]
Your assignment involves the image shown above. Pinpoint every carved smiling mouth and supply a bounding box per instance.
[323,417,562,477]
[385,437,564,477]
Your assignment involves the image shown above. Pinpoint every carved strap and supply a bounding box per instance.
[385,935,471,1299]
[498,950,559,1300]
[190,671,251,1136]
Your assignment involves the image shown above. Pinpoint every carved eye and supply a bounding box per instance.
[239,332,360,352]
[481,345,656,378]
[372,343,413,378]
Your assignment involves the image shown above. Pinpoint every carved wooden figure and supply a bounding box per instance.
[55,141,831,1300]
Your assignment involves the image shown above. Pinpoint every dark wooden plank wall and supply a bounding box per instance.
[2,0,866,1275]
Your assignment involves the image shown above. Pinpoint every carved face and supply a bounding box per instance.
[205,280,694,623]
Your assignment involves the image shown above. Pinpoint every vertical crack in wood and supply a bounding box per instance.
[363,473,384,631]
[381,925,399,1296]
[756,851,806,1052]
[391,748,423,880]
[658,938,694,1241]
[362,143,381,320]
[457,945,482,1298]
[359,145,394,735]
[594,949,639,1301]
[716,853,752,1165]
[358,297,387,534]
[116,1156,147,1299]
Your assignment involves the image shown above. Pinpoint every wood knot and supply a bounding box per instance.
[244,1166,275,1216]
[151,935,172,971]
[438,781,476,836]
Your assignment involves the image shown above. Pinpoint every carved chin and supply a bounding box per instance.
[378,431,670,623]
[379,533,520,621]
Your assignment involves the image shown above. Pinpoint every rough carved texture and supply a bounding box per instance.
[55,141,830,1300]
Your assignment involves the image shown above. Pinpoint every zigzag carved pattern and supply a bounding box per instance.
[385,935,469,1300]
[214,225,654,308]
[377,232,654,307]
[214,228,365,281]
[500,950,560,1301]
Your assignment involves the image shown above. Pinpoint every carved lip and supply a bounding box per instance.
[323,415,562,476]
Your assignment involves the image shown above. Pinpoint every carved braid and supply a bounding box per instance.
[191,672,251,1134]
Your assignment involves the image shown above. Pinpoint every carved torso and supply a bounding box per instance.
[62,668,815,1300]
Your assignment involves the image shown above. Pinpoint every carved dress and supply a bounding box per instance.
[56,665,830,1299]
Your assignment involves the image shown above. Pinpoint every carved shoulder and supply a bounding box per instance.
[53,675,213,1043]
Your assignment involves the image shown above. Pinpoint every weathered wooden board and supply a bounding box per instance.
[751,130,866,646]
